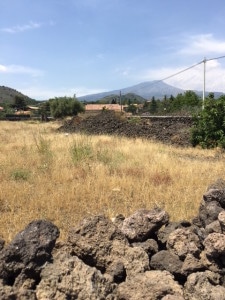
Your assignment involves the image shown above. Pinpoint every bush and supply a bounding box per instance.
[191,96,225,148]
[11,169,30,181]
[49,97,84,118]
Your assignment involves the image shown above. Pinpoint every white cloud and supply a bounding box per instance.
[0,65,7,72]
[19,86,107,100]
[0,64,44,77]
[1,21,42,34]
[130,34,225,93]
[67,87,106,97]
[167,60,225,93]
[179,34,225,56]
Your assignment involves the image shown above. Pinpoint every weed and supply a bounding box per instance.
[11,169,30,181]
[33,134,52,156]
[33,133,53,170]
[70,135,93,164]
[127,116,142,124]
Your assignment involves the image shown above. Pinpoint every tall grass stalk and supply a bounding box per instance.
[0,120,224,243]
[70,134,93,164]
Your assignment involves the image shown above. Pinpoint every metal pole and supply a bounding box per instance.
[120,91,122,112]
[202,57,206,110]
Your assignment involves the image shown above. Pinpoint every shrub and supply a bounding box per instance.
[11,169,30,181]
[191,96,225,149]
[49,97,84,118]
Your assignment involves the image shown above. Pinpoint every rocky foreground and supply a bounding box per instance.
[1,179,225,299]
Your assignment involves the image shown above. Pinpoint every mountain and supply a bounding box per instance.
[0,86,38,105]
[78,81,185,102]
[95,92,147,104]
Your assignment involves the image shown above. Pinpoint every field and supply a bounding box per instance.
[0,120,224,243]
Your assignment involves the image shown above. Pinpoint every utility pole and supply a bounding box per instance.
[202,57,206,110]
[120,90,122,112]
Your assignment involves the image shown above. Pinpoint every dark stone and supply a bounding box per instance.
[107,261,126,283]
[203,189,225,209]
[0,239,5,252]
[207,178,225,190]
[198,200,223,227]
[0,220,59,288]
[157,221,191,247]
[205,220,222,235]
[132,239,158,258]
[150,250,183,277]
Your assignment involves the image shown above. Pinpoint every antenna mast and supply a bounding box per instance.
[202,57,206,110]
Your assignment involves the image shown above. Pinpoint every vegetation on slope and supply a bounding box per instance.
[0,86,37,105]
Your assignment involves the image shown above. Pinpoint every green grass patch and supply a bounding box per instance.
[11,169,30,181]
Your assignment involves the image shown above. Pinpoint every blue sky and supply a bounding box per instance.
[1,0,225,100]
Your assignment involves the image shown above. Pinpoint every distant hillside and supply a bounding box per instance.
[0,86,38,105]
[96,93,147,104]
[78,81,185,102]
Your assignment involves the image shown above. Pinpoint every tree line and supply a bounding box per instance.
[141,90,203,115]
[0,90,210,118]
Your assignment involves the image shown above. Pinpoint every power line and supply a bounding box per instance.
[163,55,225,82]
[205,55,225,62]
[152,55,225,85]
[147,55,225,100]
[141,61,204,93]
[157,60,203,82]
[142,61,204,94]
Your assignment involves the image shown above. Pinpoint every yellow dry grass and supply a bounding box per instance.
[0,120,224,243]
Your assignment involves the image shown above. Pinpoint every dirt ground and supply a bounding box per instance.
[58,111,193,147]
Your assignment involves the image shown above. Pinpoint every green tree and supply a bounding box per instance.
[208,92,215,99]
[143,100,149,109]
[13,95,26,110]
[161,94,172,113]
[165,91,201,114]
[39,101,51,121]
[169,95,175,102]
[183,90,200,107]
[127,104,137,114]
[49,97,85,118]
[191,96,225,148]
[170,93,183,112]
[149,96,158,114]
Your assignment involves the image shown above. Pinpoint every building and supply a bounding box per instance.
[85,104,124,113]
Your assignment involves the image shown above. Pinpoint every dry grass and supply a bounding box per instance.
[0,120,224,243]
